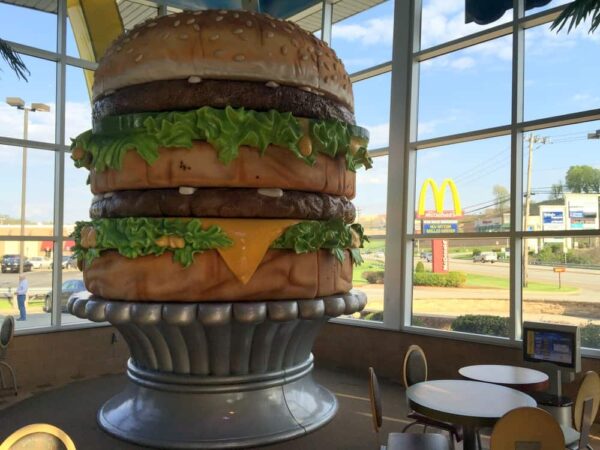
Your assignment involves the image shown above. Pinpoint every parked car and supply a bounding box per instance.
[473,251,498,263]
[50,255,78,270]
[1,255,33,273]
[421,252,433,262]
[29,256,52,269]
[44,279,87,312]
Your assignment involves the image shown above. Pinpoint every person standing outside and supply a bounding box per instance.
[16,275,28,321]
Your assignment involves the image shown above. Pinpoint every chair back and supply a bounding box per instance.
[368,367,383,434]
[402,345,428,388]
[573,370,600,432]
[490,407,564,450]
[0,316,15,359]
[0,423,76,449]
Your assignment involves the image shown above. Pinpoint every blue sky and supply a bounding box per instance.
[0,0,599,225]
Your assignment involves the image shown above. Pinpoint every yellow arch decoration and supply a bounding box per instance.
[0,423,76,450]
[417,178,462,217]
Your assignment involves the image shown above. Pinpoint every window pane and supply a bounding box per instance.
[61,247,90,326]
[418,36,512,140]
[420,0,512,50]
[354,73,391,149]
[332,0,394,74]
[0,55,56,143]
[525,22,600,121]
[415,136,511,234]
[64,153,92,237]
[0,240,52,330]
[411,237,510,337]
[66,66,93,143]
[522,122,600,232]
[522,236,600,349]
[0,145,55,227]
[352,156,388,322]
[0,2,57,52]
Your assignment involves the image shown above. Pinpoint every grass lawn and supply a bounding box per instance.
[361,238,385,253]
[353,259,384,284]
[465,273,577,292]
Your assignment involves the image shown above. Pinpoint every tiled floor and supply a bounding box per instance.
[0,366,597,449]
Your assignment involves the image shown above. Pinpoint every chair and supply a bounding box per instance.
[0,423,76,449]
[368,367,449,450]
[562,371,600,450]
[490,407,565,450]
[0,316,17,396]
[402,345,462,447]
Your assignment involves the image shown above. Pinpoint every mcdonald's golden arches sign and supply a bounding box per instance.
[417,178,463,219]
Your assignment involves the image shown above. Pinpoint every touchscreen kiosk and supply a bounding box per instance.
[523,322,580,371]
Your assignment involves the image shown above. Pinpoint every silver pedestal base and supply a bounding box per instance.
[98,358,336,449]
[68,291,366,449]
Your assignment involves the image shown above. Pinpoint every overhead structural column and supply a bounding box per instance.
[67,0,124,96]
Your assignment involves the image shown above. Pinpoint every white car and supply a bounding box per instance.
[28,256,52,269]
[473,252,498,263]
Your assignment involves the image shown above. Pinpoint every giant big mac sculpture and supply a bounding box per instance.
[68,8,369,448]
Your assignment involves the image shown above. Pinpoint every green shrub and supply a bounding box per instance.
[413,271,466,287]
[451,315,509,337]
[362,270,384,284]
[364,311,383,321]
[415,261,425,273]
[472,249,482,257]
[581,322,600,348]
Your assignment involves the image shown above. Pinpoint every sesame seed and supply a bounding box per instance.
[246,20,253,26]
[188,76,202,83]
[132,32,139,39]
[301,54,309,61]
[270,22,276,28]
[116,46,122,52]
[126,48,133,54]
[265,81,279,88]
[233,12,239,18]
[135,54,143,62]
[193,24,200,31]
[219,9,227,14]
[291,38,299,47]
[179,33,189,40]
[186,18,195,24]
[162,32,170,39]
[281,45,288,55]
[210,34,219,40]
[266,31,274,38]
[193,10,203,15]
[234,54,246,61]
[300,86,312,92]
[174,20,180,27]
[233,28,243,34]
[216,16,223,21]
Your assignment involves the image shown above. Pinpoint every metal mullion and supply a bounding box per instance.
[518,3,567,29]
[510,0,526,343]
[0,136,68,152]
[64,56,98,71]
[368,147,389,157]
[0,236,59,241]
[3,40,60,62]
[408,232,512,240]
[349,61,392,83]
[412,124,512,150]
[520,108,600,132]
[51,0,68,329]
[320,0,333,45]
[416,22,513,62]
[518,229,600,239]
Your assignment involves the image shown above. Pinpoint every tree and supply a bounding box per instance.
[0,38,29,80]
[565,165,600,193]
[492,185,509,214]
[550,181,565,200]
[551,0,600,34]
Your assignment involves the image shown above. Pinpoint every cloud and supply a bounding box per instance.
[332,17,394,46]
[365,123,389,148]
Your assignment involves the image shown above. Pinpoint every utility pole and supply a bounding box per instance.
[522,133,551,287]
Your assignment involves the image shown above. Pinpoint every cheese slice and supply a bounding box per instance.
[201,219,298,284]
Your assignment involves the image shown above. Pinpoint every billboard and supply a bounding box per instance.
[423,221,458,234]
[542,211,565,231]
[568,200,598,230]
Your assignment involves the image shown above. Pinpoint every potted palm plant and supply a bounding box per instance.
[551,0,600,33]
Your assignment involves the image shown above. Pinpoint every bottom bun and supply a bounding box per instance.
[83,249,352,302]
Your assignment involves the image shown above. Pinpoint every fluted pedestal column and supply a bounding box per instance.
[68,291,366,449]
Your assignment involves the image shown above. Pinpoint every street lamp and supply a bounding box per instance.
[5,97,51,274]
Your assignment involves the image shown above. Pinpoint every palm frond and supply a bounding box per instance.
[551,0,600,34]
[0,38,30,81]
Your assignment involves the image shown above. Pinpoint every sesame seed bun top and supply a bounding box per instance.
[93,9,354,111]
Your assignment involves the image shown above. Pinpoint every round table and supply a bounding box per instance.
[406,380,536,450]
[459,364,550,392]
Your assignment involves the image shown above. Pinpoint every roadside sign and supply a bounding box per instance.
[553,267,566,273]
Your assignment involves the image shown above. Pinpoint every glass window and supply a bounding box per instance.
[415,136,511,234]
[522,121,600,232]
[420,0,512,50]
[0,55,56,143]
[66,66,93,142]
[353,73,391,149]
[61,254,90,327]
[418,35,512,139]
[332,0,394,74]
[0,145,55,228]
[522,235,600,349]
[352,156,388,322]
[0,240,53,330]
[525,0,572,16]
[0,2,57,52]
[411,237,510,337]
[64,153,92,237]
[525,22,600,121]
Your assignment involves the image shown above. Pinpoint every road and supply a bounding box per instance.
[0,268,83,293]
